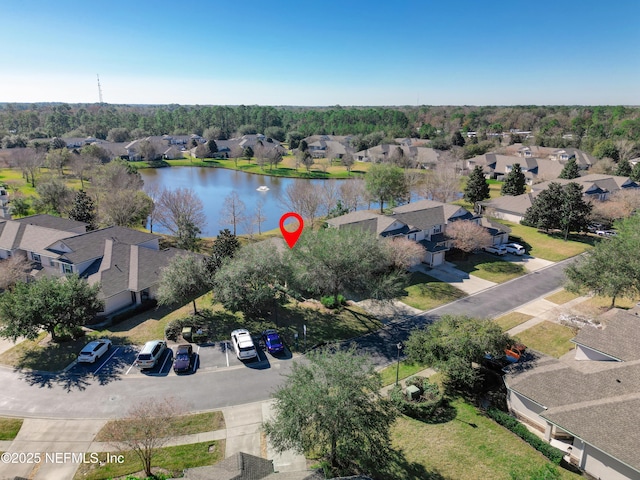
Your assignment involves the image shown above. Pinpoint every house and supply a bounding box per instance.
[504,308,640,480]
[0,215,190,317]
[477,192,540,223]
[532,174,640,201]
[326,200,507,267]
[215,134,286,158]
[353,145,441,168]
[307,139,348,158]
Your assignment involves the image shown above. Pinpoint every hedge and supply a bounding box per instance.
[486,408,564,464]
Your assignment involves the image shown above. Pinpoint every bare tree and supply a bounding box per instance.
[144,184,162,233]
[220,191,246,235]
[69,153,100,189]
[591,157,615,175]
[155,187,207,237]
[101,397,184,478]
[404,170,427,204]
[0,254,31,291]
[137,139,157,161]
[338,179,366,212]
[45,148,70,177]
[230,145,244,168]
[384,237,425,269]
[615,140,637,162]
[320,181,339,216]
[10,147,45,187]
[253,199,267,235]
[341,152,355,176]
[282,181,322,227]
[101,189,153,227]
[590,199,632,226]
[254,142,267,170]
[420,157,461,202]
[445,220,492,258]
[267,149,283,171]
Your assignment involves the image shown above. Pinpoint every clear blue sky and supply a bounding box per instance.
[2,0,639,105]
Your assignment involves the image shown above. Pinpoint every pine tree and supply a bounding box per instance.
[558,157,580,179]
[464,165,490,205]
[451,131,466,147]
[68,190,96,230]
[501,163,526,196]
[615,158,632,177]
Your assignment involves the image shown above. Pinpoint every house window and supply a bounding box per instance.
[433,225,442,234]
[62,263,73,274]
[32,253,41,264]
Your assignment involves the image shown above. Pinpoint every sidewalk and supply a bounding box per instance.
[413,262,497,295]
[0,401,307,480]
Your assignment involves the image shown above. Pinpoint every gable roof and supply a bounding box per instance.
[479,192,539,216]
[572,308,640,362]
[53,226,159,264]
[0,219,79,255]
[392,199,446,230]
[532,174,639,196]
[325,210,381,235]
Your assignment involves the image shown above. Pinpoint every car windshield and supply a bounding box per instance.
[240,346,255,352]
[268,335,281,345]
[80,349,94,355]
[176,353,189,361]
[138,354,152,360]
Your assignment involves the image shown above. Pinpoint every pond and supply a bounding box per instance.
[139,166,350,236]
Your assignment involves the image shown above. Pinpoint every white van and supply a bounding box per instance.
[135,340,167,369]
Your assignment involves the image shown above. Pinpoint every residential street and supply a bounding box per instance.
[0,257,574,420]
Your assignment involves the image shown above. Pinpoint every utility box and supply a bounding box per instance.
[406,385,420,401]
[182,326,193,342]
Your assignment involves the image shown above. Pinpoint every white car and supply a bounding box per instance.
[483,244,507,256]
[231,329,257,360]
[78,338,112,363]
[504,243,525,255]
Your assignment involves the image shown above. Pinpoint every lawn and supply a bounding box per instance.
[493,220,594,262]
[0,417,23,440]
[131,155,371,179]
[573,294,640,314]
[391,400,581,480]
[545,289,581,305]
[493,312,533,332]
[451,253,526,283]
[94,411,225,442]
[0,332,84,372]
[73,440,224,480]
[378,361,428,387]
[399,272,467,310]
[515,321,577,358]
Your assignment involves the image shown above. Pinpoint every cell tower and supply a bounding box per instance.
[97,74,104,104]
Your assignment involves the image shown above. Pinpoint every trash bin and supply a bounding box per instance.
[182,326,193,342]
[406,385,420,401]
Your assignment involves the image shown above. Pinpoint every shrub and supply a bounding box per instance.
[388,377,448,421]
[320,294,346,310]
[164,316,196,342]
[487,408,564,464]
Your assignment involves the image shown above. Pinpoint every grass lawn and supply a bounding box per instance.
[0,332,84,372]
[378,361,428,387]
[73,440,224,480]
[545,289,581,305]
[0,417,23,440]
[493,220,594,262]
[451,253,526,283]
[94,411,224,442]
[399,272,467,310]
[515,321,577,358]
[391,400,581,480]
[573,294,640,314]
[493,312,533,332]
[131,155,371,179]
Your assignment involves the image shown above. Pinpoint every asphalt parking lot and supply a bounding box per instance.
[67,339,291,378]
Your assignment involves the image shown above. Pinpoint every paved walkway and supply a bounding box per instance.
[0,401,307,480]
[414,262,497,295]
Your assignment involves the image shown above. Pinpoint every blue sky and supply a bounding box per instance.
[2,0,639,105]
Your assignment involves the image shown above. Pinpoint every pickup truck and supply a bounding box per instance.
[483,244,507,256]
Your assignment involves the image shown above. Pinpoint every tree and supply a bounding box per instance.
[384,237,425,269]
[0,255,31,291]
[566,216,640,308]
[34,178,74,215]
[365,163,408,213]
[69,153,100,189]
[206,228,241,274]
[501,163,526,196]
[207,139,218,156]
[288,228,408,306]
[451,130,466,147]
[107,127,130,143]
[68,190,97,230]
[137,140,157,161]
[338,178,366,212]
[264,126,286,142]
[286,131,303,150]
[252,200,267,235]
[263,346,397,476]
[157,254,211,315]
[155,187,206,249]
[558,157,580,179]
[10,147,45,187]
[420,156,461,203]
[464,165,490,205]
[0,275,104,342]
[592,139,619,161]
[101,397,183,478]
[212,241,290,319]
[267,149,283,171]
[405,315,511,395]
[45,148,70,176]
[522,182,591,239]
[631,161,640,182]
[300,151,314,172]
[615,158,632,177]
[203,126,223,142]
[194,143,209,159]
[101,189,153,228]
[242,146,254,160]
[220,191,246,236]
[282,181,323,227]
[341,152,355,175]
[446,220,492,258]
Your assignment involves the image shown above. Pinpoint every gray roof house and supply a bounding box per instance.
[352,145,441,167]
[477,192,541,223]
[505,308,640,480]
[532,174,640,201]
[326,200,507,267]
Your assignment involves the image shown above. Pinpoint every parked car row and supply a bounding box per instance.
[482,242,525,256]
[231,328,285,360]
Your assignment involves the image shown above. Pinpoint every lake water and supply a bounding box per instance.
[139,166,349,236]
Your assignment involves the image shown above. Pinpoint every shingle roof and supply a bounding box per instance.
[54,226,159,264]
[572,308,640,361]
[479,192,539,216]
[0,219,79,254]
[532,174,639,195]
[13,214,87,231]
[325,210,380,235]
[392,200,446,231]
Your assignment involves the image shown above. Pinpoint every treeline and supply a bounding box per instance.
[1,103,639,150]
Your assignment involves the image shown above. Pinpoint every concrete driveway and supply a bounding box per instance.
[414,262,497,295]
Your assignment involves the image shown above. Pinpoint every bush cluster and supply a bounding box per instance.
[486,408,564,464]
[164,316,196,342]
[388,376,445,421]
[320,294,346,310]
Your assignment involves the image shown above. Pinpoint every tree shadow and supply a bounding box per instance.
[377,448,448,480]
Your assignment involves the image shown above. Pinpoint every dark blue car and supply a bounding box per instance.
[261,329,284,354]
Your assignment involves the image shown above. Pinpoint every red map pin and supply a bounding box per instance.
[279,212,304,249]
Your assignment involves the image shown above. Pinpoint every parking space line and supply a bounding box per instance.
[94,347,119,375]
[225,342,229,367]
[194,346,200,373]
[125,360,136,375]
[159,351,171,374]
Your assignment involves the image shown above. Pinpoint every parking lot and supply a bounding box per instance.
[67,340,291,378]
